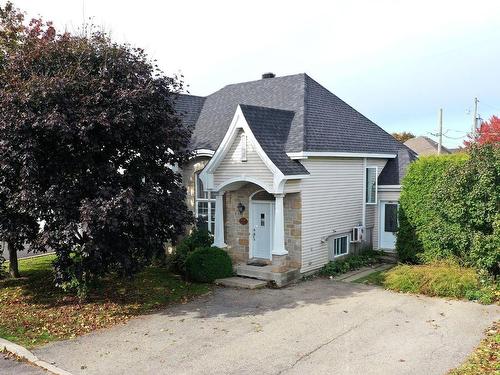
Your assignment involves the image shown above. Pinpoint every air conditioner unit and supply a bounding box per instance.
[351,226,364,243]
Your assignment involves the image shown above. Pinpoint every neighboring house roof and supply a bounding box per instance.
[239,104,309,175]
[176,73,414,183]
[404,136,451,156]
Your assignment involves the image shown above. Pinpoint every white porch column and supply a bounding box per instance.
[213,191,226,248]
[272,193,287,255]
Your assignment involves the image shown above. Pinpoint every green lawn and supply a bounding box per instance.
[0,255,210,348]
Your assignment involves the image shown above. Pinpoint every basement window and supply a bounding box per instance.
[332,235,349,258]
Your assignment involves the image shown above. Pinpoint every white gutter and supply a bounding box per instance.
[287,151,397,160]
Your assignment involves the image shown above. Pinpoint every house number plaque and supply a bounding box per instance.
[239,217,248,225]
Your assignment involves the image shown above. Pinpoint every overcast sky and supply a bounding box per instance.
[9,0,500,147]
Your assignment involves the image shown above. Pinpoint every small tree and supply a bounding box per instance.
[465,116,500,147]
[0,4,193,292]
[391,131,415,143]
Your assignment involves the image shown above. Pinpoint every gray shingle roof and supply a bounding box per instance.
[239,104,309,175]
[175,73,414,181]
[174,94,206,129]
[378,148,418,185]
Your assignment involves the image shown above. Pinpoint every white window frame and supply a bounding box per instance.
[240,133,247,162]
[365,166,378,205]
[194,171,216,233]
[332,235,349,258]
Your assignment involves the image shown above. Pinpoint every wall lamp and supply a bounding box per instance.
[237,202,246,214]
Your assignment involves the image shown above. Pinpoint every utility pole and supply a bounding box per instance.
[472,97,479,136]
[438,108,443,155]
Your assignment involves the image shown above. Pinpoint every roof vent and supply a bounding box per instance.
[262,72,276,79]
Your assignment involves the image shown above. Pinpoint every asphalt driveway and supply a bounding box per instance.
[34,279,499,375]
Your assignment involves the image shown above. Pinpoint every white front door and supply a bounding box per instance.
[380,201,399,251]
[251,202,273,259]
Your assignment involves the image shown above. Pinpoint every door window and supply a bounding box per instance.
[384,204,398,233]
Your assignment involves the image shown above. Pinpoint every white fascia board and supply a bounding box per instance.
[287,151,397,159]
[283,174,310,179]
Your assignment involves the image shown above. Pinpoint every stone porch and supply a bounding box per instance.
[214,182,302,285]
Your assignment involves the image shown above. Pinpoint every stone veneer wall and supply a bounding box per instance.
[181,156,210,215]
[223,185,302,268]
[223,183,261,263]
[283,192,302,269]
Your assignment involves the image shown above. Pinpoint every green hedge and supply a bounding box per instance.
[185,246,233,283]
[397,145,500,275]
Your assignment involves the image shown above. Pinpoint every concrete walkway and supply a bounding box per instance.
[32,278,499,375]
[333,263,394,282]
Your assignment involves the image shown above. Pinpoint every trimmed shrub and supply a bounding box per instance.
[397,145,499,275]
[185,246,233,283]
[170,228,213,275]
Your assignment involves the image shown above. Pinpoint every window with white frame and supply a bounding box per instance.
[365,167,377,204]
[240,133,247,162]
[195,172,216,233]
[332,235,349,257]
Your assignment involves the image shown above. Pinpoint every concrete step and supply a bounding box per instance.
[215,277,267,289]
[235,264,301,288]
[235,264,274,280]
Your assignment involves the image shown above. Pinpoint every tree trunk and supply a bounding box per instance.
[8,243,20,278]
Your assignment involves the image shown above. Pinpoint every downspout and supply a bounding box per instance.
[362,158,366,228]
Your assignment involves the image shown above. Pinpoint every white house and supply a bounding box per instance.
[177,73,415,285]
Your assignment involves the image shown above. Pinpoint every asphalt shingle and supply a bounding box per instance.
[174,73,415,182]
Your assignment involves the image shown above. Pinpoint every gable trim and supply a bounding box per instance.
[200,105,293,193]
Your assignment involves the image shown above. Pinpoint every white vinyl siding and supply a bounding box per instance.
[213,129,274,188]
[299,158,365,273]
[373,189,401,250]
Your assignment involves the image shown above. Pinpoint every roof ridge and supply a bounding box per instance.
[220,72,306,90]
[178,93,206,99]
